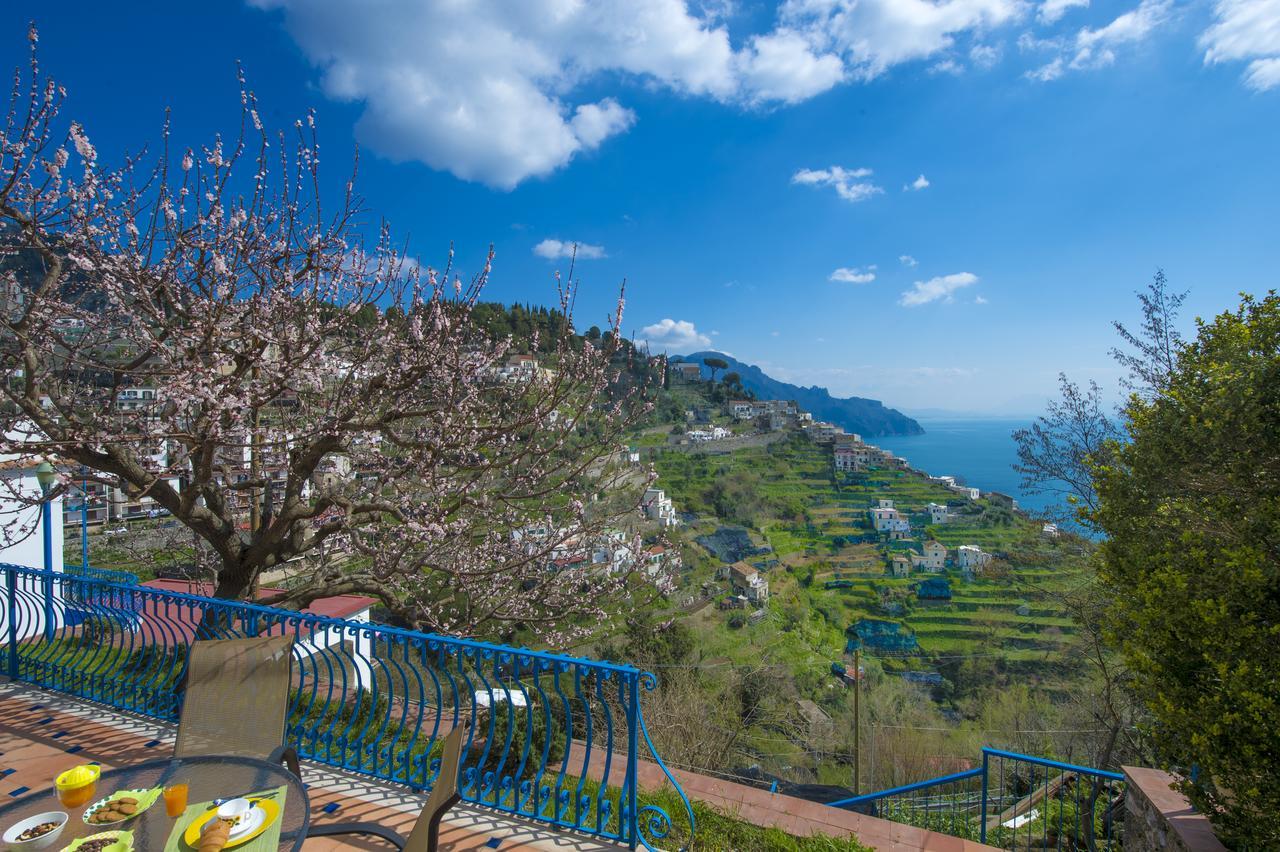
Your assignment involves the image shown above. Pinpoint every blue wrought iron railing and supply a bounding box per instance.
[0,564,695,851]
[828,768,985,838]
[62,563,138,585]
[828,747,1125,850]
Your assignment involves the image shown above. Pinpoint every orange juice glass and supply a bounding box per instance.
[55,764,100,808]
[164,781,189,817]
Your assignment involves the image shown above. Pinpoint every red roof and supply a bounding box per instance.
[143,579,374,620]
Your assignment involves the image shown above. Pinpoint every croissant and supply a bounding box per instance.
[199,819,233,852]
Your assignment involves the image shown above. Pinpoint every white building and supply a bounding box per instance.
[956,545,993,571]
[928,503,956,525]
[808,422,842,443]
[834,446,861,472]
[729,562,769,603]
[641,487,679,527]
[0,423,67,642]
[920,540,947,570]
[869,506,899,532]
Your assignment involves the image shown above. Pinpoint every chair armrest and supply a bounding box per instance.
[268,744,301,778]
[306,822,407,848]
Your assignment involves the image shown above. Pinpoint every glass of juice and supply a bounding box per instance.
[163,780,189,818]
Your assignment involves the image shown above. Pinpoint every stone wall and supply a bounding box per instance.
[1123,766,1228,852]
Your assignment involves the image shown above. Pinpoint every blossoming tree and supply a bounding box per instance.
[0,29,655,641]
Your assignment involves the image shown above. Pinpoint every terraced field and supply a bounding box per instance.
[651,432,1089,684]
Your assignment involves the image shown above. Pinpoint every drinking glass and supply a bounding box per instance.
[163,781,190,818]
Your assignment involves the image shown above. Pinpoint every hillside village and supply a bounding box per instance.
[636,365,1019,615]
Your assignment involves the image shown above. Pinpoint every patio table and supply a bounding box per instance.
[0,754,309,851]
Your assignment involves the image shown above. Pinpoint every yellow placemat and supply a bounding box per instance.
[163,786,286,852]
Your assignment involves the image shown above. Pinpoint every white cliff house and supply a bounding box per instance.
[641,487,680,527]
[928,503,957,525]
[957,545,993,571]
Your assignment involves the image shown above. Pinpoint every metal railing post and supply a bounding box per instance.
[626,671,640,849]
[42,500,55,641]
[980,748,990,844]
[6,566,18,681]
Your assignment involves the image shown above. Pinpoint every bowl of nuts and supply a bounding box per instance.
[2,810,69,848]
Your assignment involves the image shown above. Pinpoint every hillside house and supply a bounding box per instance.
[756,411,787,431]
[493,353,541,383]
[878,498,895,509]
[729,561,770,603]
[886,518,911,540]
[728,400,757,419]
[673,362,702,381]
[870,504,901,532]
[642,545,680,577]
[834,446,860,472]
[869,505,900,532]
[956,544,993,571]
[927,502,956,525]
[808,422,842,443]
[1042,523,1060,538]
[762,399,798,417]
[641,487,679,527]
[921,540,947,570]
[115,386,159,412]
[889,553,913,577]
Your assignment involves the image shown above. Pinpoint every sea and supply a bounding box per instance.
[874,417,1054,517]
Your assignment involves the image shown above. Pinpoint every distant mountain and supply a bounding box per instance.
[675,351,924,438]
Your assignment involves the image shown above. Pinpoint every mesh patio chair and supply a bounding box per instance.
[175,635,301,777]
[306,718,471,852]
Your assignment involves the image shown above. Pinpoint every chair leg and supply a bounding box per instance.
[307,822,407,849]
[425,793,461,852]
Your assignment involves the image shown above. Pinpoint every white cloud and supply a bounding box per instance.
[1071,0,1171,70]
[975,294,989,304]
[830,265,877,284]
[1039,0,1089,25]
[1028,0,1171,80]
[1027,56,1066,80]
[970,43,1003,68]
[792,166,884,202]
[899,272,979,306]
[636,318,712,353]
[1201,0,1280,92]
[930,58,965,74]
[735,29,847,103]
[251,0,856,188]
[254,0,1065,187]
[533,239,607,260]
[905,174,931,191]
[899,254,919,267]
[779,0,1025,80]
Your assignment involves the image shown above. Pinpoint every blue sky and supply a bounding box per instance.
[6,1,1278,414]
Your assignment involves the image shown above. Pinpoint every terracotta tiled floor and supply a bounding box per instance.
[0,683,624,852]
